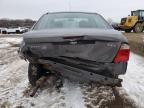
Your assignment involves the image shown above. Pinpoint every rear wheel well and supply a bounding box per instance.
[132,21,141,28]
[28,63,47,86]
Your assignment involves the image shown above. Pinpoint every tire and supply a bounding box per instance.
[2,31,7,34]
[133,23,143,33]
[142,22,144,31]
[125,29,131,33]
[28,63,44,86]
[16,30,21,34]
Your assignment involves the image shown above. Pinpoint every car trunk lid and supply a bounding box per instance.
[23,29,127,63]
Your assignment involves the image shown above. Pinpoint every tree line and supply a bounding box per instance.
[0,19,36,28]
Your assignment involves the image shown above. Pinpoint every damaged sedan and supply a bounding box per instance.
[19,12,130,87]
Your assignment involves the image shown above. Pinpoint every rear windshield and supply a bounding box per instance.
[33,13,111,30]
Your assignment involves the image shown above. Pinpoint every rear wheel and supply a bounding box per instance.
[28,63,44,86]
[125,29,131,33]
[133,23,143,33]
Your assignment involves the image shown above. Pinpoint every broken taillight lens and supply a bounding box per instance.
[114,44,130,63]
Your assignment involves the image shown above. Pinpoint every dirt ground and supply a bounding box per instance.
[0,35,140,108]
[123,33,144,56]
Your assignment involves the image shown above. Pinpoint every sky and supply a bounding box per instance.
[0,0,144,22]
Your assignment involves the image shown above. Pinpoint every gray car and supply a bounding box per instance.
[19,12,130,87]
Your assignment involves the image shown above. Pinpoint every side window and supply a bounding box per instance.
[140,12,144,20]
[141,12,144,17]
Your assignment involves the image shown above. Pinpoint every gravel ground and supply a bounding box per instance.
[0,36,140,108]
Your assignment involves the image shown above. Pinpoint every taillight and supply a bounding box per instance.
[114,44,130,63]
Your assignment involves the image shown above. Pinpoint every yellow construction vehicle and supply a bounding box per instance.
[114,10,144,33]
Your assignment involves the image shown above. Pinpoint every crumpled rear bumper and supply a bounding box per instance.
[38,58,123,86]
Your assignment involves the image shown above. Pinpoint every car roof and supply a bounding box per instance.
[45,12,99,15]
[132,10,144,12]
